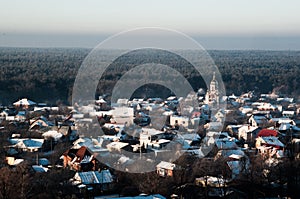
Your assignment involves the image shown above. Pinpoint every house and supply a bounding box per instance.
[215,140,238,150]
[180,133,201,148]
[117,156,135,171]
[239,106,253,115]
[195,176,233,197]
[216,149,245,160]
[270,117,296,129]
[95,98,107,110]
[6,157,24,166]
[170,115,189,128]
[257,103,277,111]
[213,109,225,123]
[29,116,53,130]
[116,98,129,106]
[278,123,293,132]
[10,138,44,152]
[72,137,109,155]
[226,125,242,137]
[277,97,293,103]
[214,150,249,180]
[139,128,165,147]
[42,130,63,141]
[62,146,96,171]
[256,136,284,151]
[256,136,285,158]
[207,122,223,131]
[111,107,134,124]
[38,158,50,166]
[13,98,36,109]
[156,161,176,177]
[144,139,171,150]
[134,112,151,127]
[195,176,227,187]
[73,170,114,191]
[106,141,129,152]
[0,108,16,121]
[282,110,295,118]
[238,125,260,143]
[58,126,71,136]
[248,114,268,127]
[214,132,238,142]
[15,111,26,122]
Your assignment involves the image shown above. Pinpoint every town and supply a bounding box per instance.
[0,73,300,198]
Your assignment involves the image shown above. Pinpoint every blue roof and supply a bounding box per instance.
[78,170,113,185]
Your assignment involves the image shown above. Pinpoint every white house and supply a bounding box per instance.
[13,98,36,109]
[248,114,268,127]
[282,110,295,118]
[238,125,260,142]
[111,107,134,124]
[156,161,176,177]
[170,115,189,128]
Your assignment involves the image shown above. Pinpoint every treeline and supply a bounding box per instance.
[210,50,300,96]
[0,47,299,105]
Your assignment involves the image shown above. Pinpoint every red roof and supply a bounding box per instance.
[76,146,88,161]
[258,129,278,137]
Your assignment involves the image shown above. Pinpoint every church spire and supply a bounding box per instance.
[205,72,219,106]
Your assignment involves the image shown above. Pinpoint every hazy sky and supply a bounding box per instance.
[1,0,300,49]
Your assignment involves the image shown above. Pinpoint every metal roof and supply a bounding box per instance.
[78,170,113,185]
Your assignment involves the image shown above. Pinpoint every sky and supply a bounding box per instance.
[0,0,300,49]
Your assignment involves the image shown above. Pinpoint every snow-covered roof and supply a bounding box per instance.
[42,130,63,141]
[252,115,267,121]
[96,98,107,104]
[32,165,49,172]
[277,97,293,103]
[215,140,238,150]
[39,158,50,166]
[279,123,291,131]
[282,110,295,115]
[258,136,284,147]
[106,142,129,151]
[218,149,245,158]
[271,118,295,125]
[141,128,164,136]
[13,98,36,106]
[156,161,176,170]
[257,103,276,110]
[11,138,44,149]
[118,156,134,165]
[181,133,201,141]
